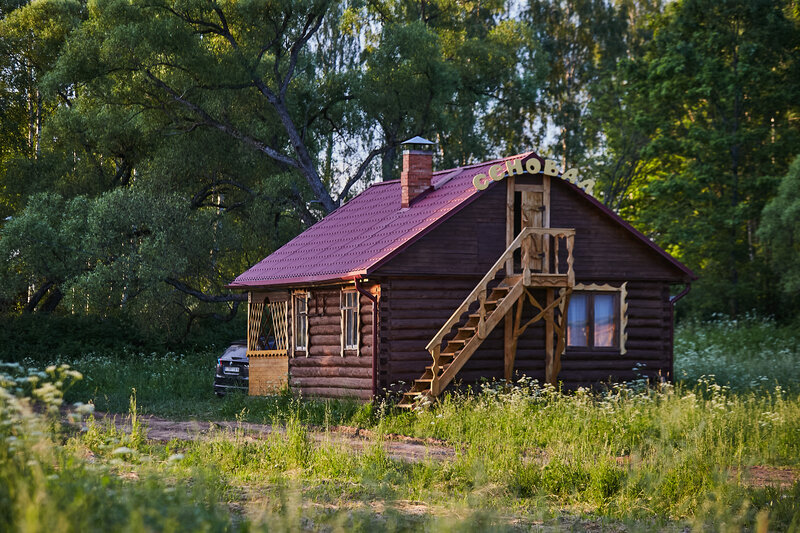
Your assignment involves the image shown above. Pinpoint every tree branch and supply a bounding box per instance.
[165,277,246,302]
[281,11,325,98]
[337,144,394,200]
[190,179,255,209]
[144,70,301,170]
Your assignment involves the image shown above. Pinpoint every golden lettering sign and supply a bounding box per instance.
[472,157,595,195]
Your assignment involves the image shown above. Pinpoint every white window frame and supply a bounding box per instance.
[340,289,360,355]
[565,283,628,354]
[293,290,309,355]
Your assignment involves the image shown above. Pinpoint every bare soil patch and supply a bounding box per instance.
[730,465,800,489]
[89,412,455,463]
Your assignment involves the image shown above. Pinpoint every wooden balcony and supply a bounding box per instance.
[506,227,575,288]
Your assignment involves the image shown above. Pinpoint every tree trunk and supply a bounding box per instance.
[39,287,64,314]
[23,280,55,314]
[382,130,397,181]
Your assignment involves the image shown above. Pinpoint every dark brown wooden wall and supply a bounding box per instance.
[378,278,675,391]
[372,184,507,277]
[375,177,687,392]
[281,175,688,399]
[288,285,377,400]
[377,276,483,390]
[548,178,685,281]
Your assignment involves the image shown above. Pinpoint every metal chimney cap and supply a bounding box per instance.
[402,136,436,146]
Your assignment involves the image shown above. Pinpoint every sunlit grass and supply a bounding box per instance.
[2,317,799,530]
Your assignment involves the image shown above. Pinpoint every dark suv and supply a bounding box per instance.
[214,341,249,396]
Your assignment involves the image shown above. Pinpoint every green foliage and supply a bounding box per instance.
[623,0,800,317]
[675,314,800,391]
[2,0,800,330]
[759,155,800,298]
[0,363,235,532]
[0,192,89,300]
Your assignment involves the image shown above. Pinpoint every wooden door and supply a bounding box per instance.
[505,175,551,276]
[520,190,545,272]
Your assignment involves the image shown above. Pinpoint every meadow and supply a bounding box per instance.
[1,316,799,531]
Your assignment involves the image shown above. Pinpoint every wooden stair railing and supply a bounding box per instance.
[397,228,575,409]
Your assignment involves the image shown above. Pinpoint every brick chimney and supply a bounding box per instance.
[400,136,435,208]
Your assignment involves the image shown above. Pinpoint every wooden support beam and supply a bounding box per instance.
[513,183,544,192]
[547,288,572,385]
[543,175,551,228]
[504,308,514,381]
[506,176,515,276]
[515,290,565,339]
[543,176,551,273]
[545,288,554,386]
[524,288,544,311]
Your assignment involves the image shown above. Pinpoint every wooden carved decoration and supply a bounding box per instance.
[247,292,289,357]
[473,156,595,195]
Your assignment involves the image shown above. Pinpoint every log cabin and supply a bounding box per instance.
[228,139,695,407]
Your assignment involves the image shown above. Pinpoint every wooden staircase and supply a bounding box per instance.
[397,227,575,409]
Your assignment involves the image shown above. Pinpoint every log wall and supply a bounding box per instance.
[376,177,687,392]
[379,278,675,391]
[249,356,289,395]
[288,284,378,400]
[547,177,684,281]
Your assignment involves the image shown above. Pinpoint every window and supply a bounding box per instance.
[341,290,359,353]
[293,292,308,352]
[567,287,625,351]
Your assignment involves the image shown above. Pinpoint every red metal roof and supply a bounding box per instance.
[229,152,694,288]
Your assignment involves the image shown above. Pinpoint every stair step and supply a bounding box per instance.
[397,276,522,408]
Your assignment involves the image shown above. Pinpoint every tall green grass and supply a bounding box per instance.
[2,317,799,530]
[0,363,521,532]
[675,315,800,391]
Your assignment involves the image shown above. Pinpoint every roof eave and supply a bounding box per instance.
[225,270,370,290]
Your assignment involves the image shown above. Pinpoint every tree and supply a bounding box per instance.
[587,0,665,211]
[524,0,627,168]
[759,156,800,301]
[0,189,254,338]
[0,0,84,217]
[627,0,800,316]
[0,193,89,313]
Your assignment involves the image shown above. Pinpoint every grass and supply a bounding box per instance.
[675,314,800,391]
[1,316,799,531]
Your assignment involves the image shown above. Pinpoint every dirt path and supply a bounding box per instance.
[85,413,800,489]
[90,412,456,463]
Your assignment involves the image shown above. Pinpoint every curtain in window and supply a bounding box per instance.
[567,293,589,347]
[594,294,617,347]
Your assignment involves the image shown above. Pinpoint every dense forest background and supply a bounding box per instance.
[1,0,799,343]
